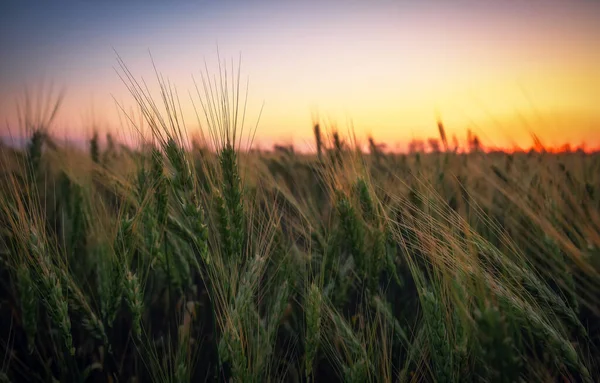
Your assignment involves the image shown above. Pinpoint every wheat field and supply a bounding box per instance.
[0,61,599,383]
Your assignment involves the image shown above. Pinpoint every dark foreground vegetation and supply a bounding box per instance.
[1,63,599,382]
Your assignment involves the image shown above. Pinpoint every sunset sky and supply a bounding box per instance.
[1,0,599,152]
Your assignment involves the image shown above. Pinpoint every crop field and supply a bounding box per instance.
[0,66,599,382]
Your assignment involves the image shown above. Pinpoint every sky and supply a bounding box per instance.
[1,0,599,152]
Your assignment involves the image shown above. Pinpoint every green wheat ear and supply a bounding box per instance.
[305,283,322,380]
[215,191,233,262]
[28,230,75,355]
[123,270,144,341]
[353,177,375,221]
[45,272,75,355]
[165,137,193,190]
[314,123,323,161]
[343,358,368,383]
[26,130,44,178]
[98,259,124,327]
[90,131,100,163]
[335,195,366,283]
[473,302,522,383]
[151,147,169,227]
[219,144,245,261]
[16,264,38,353]
[495,284,592,383]
[421,289,453,383]
[58,267,109,347]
